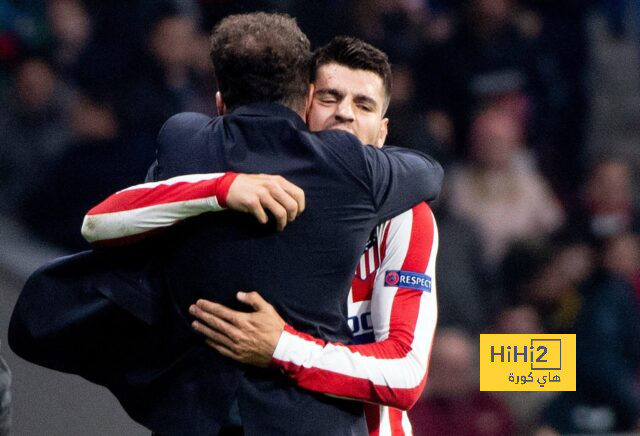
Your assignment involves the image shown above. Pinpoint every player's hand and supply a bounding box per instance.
[189,291,285,367]
[226,174,305,231]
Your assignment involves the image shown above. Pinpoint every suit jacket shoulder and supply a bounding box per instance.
[155,112,216,180]
[309,129,374,190]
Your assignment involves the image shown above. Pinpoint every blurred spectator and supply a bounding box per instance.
[0,345,9,436]
[0,1,50,66]
[385,63,445,160]
[539,263,640,432]
[501,235,594,333]
[602,232,640,302]
[46,0,91,76]
[499,235,640,432]
[517,0,594,200]
[187,30,217,116]
[447,107,564,269]
[572,158,640,241]
[493,304,557,435]
[432,204,491,334]
[199,0,280,33]
[114,6,203,158]
[415,0,555,160]
[292,0,350,46]
[494,304,543,335]
[503,237,640,433]
[0,55,73,215]
[409,328,515,435]
[19,90,143,251]
[494,304,547,432]
[348,0,428,63]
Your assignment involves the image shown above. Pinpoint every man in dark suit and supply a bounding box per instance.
[10,13,442,435]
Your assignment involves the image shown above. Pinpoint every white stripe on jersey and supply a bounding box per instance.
[274,330,427,389]
[371,211,415,342]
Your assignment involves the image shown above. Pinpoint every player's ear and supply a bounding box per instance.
[304,84,315,118]
[375,118,389,148]
[216,92,227,115]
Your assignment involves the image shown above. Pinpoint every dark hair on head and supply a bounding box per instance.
[210,12,312,112]
[311,36,392,113]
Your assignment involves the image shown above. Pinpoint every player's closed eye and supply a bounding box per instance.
[320,97,338,104]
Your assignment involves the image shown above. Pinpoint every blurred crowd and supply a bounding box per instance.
[1,0,639,434]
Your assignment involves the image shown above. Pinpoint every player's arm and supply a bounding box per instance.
[81,173,305,246]
[191,203,438,410]
[270,203,438,409]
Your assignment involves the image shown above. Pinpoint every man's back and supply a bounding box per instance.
[158,105,379,337]
[148,103,440,433]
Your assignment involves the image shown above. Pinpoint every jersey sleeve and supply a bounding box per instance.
[81,172,238,246]
[271,203,438,410]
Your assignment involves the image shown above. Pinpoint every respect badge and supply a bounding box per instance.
[480,334,576,391]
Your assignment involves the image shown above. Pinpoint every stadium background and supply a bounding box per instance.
[0,0,639,434]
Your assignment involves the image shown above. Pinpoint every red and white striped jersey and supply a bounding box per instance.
[81,174,439,436]
[81,172,237,245]
[273,204,438,436]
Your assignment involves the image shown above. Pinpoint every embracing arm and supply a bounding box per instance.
[272,203,438,409]
[81,173,305,246]
[192,203,438,409]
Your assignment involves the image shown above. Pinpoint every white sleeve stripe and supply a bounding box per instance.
[82,196,221,242]
[373,210,414,342]
[273,330,427,389]
[379,407,391,436]
[118,173,226,193]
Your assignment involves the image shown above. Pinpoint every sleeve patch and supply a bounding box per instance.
[384,270,432,292]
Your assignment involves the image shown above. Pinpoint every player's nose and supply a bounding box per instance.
[334,100,355,123]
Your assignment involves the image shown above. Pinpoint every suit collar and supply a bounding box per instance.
[231,102,307,130]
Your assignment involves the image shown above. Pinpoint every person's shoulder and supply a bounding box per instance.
[157,112,215,150]
[160,112,214,136]
[304,129,371,171]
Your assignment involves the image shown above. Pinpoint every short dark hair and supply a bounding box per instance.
[311,36,392,113]
[210,13,312,112]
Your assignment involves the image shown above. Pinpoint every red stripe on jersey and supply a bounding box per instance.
[86,181,217,214]
[86,172,236,215]
[388,408,405,436]
[339,204,433,361]
[364,404,381,436]
[272,204,436,411]
[272,358,424,410]
[388,203,433,350]
[352,273,375,303]
[215,172,238,207]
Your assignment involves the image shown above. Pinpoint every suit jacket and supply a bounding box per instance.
[10,103,443,435]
